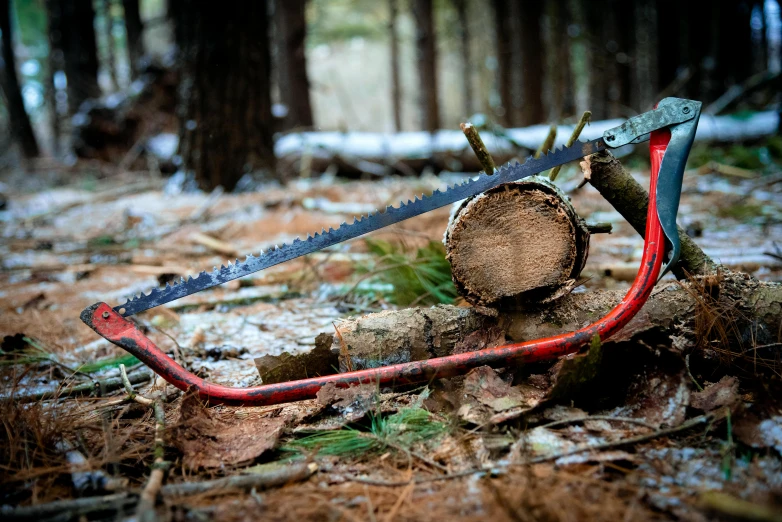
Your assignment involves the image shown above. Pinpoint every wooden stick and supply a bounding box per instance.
[535,124,557,159]
[160,462,318,496]
[549,111,591,181]
[190,232,238,257]
[460,123,496,174]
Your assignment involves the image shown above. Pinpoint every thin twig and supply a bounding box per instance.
[585,222,613,234]
[460,123,496,174]
[685,354,704,391]
[160,462,318,496]
[120,364,154,406]
[120,364,166,522]
[525,413,714,464]
[336,468,491,487]
[537,415,658,431]
[340,414,716,488]
[137,401,166,522]
[2,464,320,519]
[549,111,591,181]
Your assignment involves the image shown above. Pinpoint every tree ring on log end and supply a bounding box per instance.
[444,176,590,310]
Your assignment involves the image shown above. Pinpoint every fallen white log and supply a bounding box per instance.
[273,110,780,163]
[146,111,780,175]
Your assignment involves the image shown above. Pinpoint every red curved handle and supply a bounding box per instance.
[81,142,667,406]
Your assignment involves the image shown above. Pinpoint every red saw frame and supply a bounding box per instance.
[81,131,670,406]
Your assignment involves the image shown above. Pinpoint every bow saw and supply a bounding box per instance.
[81,97,701,406]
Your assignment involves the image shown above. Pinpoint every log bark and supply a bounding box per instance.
[444,177,590,309]
[331,305,494,372]
[581,150,716,278]
[329,271,782,373]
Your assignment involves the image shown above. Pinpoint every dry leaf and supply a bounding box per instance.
[171,387,286,469]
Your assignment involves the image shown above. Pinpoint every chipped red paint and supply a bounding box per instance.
[81,137,669,406]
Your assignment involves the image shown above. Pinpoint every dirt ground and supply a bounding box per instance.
[1,160,782,521]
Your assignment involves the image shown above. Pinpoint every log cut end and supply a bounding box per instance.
[445,176,589,309]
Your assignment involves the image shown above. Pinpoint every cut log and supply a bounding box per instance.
[331,305,494,372]
[329,271,782,373]
[444,176,589,309]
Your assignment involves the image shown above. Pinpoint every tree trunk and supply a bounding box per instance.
[633,0,657,111]
[542,0,571,122]
[453,0,472,120]
[717,0,754,90]
[492,0,513,126]
[655,0,680,96]
[177,1,276,191]
[61,0,100,114]
[585,1,607,118]
[518,0,545,125]
[275,0,313,130]
[444,177,590,310]
[121,0,144,79]
[567,0,590,115]
[389,0,402,131]
[0,0,39,158]
[45,0,63,156]
[101,0,118,90]
[412,0,440,131]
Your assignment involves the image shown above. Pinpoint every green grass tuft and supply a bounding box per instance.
[352,238,457,307]
[284,405,448,458]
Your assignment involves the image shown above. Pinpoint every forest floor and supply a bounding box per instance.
[2,159,782,521]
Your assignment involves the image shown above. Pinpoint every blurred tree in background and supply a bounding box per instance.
[0,0,779,189]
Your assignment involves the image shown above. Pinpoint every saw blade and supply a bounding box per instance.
[115,138,606,317]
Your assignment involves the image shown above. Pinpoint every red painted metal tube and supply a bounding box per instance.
[81,136,669,406]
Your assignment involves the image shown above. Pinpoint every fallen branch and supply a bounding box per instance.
[1,463,318,521]
[331,270,782,372]
[0,493,137,521]
[581,150,716,279]
[160,462,318,496]
[537,415,657,431]
[523,413,714,464]
[120,364,167,522]
[9,368,152,403]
